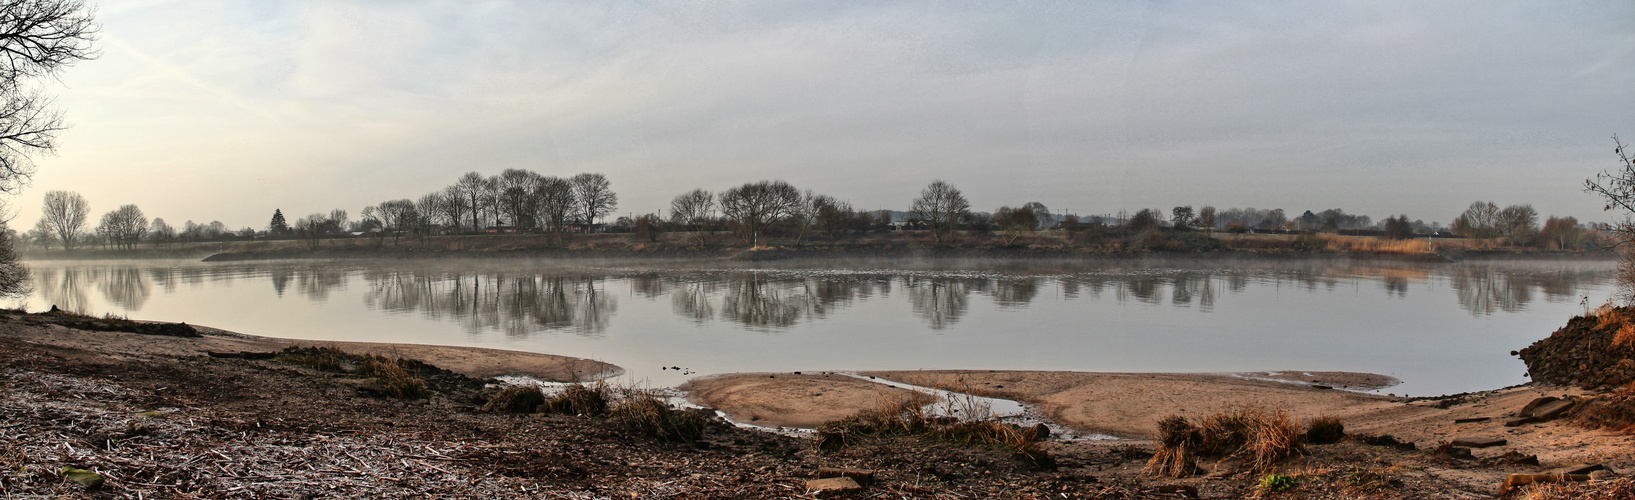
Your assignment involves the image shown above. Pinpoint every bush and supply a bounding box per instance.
[1144,406,1308,477]
[482,385,546,413]
[543,383,610,416]
[612,392,707,443]
[1306,416,1345,444]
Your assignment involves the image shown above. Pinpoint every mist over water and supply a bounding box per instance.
[15,258,1614,396]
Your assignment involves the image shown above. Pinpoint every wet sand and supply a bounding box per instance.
[683,369,1635,471]
[682,372,919,429]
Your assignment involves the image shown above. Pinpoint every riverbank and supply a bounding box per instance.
[23,231,1611,263]
[5,310,1633,497]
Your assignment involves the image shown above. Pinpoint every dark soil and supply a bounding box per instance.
[1518,307,1635,390]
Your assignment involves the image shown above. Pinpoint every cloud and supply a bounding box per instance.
[16,0,1635,228]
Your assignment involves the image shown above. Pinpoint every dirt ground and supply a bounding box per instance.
[5,310,1633,498]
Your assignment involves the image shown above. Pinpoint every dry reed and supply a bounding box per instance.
[812,391,1054,469]
[1316,234,1430,254]
[482,385,546,413]
[1144,406,1310,477]
[1305,415,1345,444]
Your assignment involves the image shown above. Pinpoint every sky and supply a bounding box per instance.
[11,0,1635,230]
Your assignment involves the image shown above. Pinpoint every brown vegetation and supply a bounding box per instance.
[1144,406,1311,477]
[812,393,1054,470]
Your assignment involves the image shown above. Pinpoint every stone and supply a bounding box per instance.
[816,468,875,487]
[1449,437,1506,448]
[1027,423,1051,441]
[1504,417,1538,427]
[1453,417,1490,424]
[1498,473,1589,496]
[806,476,863,497]
[59,467,103,490]
[1528,398,1575,421]
[1518,396,1559,417]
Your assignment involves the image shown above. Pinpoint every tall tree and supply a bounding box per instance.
[571,172,617,229]
[910,180,970,243]
[992,205,1038,245]
[669,188,714,245]
[455,172,488,231]
[268,209,289,236]
[534,176,576,242]
[1587,136,1635,248]
[39,189,85,250]
[719,180,801,247]
[94,204,144,250]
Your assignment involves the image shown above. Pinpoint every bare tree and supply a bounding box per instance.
[94,204,144,250]
[453,172,488,231]
[1021,201,1050,229]
[534,176,576,243]
[375,199,418,245]
[669,188,714,245]
[1197,206,1217,233]
[27,216,48,250]
[1452,201,1500,239]
[815,196,853,240]
[571,172,617,230]
[0,1,96,195]
[1497,204,1538,246]
[720,180,801,247]
[414,192,444,242]
[910,180,970,243]
[497,168,540,229]
[440,185,469,233]
[293,213,330,250]
[1587,136,1635,247]
[147,217,174,247]
[992,205,1038,245]
[39,189,84,250]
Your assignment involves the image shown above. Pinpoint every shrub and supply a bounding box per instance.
[611,392,706,443]
[482,385,546,413]
[1145,406,1308,477]
[360,355,427,399]
[1306,415,1345,444]
[544,383,611,416]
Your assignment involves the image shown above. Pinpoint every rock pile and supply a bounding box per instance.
[1518,308,1635,390]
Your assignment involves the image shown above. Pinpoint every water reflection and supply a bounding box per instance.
[362,271,617,336]
[19,260,1615,335]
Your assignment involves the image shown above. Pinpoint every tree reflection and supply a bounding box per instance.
[906,276,968,330]
[35,267,90,313]
[96,267,151,311]
[991,277,1039,308]
[361,271,615,336]
[720,274,805,330]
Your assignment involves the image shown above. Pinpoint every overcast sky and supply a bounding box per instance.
[14,0,1635,229]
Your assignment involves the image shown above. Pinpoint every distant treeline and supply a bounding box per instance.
[24,173,1606,253]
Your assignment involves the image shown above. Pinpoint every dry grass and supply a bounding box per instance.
[1144,406,1310,477]
[1305,415,1345,444]
[1316,234,1430,254]
[359,355,427,399]
[1518,477,1635,500]
[1572,381,1635,434]
[1143,415,1199,477]
[611,391,706,443]
[812,392,1054,469]
[482,385,546,413]
[543,383,610,416]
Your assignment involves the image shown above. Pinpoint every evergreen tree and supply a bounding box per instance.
[269,209,289,235]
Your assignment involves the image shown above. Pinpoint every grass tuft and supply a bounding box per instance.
[611,391,706,443]
[1305,415,1345,445]
[1145,406,1310,477]
[359,355,427,399]
[543,383,611,416]
[275,346,348,372]
[482,385,546,413]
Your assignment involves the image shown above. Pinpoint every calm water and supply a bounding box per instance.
[13,257,1615,397]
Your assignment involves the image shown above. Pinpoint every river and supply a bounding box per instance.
[12,257,1614,397]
